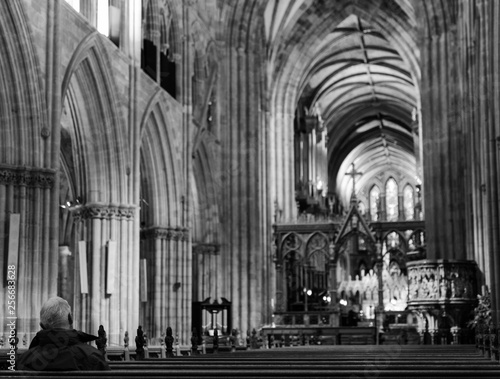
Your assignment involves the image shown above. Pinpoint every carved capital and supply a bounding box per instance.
[73,203,136,221]
[0,164,55,188]
[193,243,219,255]
[236,46,246,56]
[141,226,189,241]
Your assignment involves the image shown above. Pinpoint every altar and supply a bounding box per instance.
[270,195,477,344]
[270,192,426,344]
[260,325,376,346]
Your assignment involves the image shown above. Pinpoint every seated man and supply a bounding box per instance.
[18,296,110,371]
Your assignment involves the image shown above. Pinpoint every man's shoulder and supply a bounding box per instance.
[70,342,110,370]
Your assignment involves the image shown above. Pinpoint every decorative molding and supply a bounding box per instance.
[0,164,55,188]
[192,243,219,255]
[141,226,190,241]
[41,127,51,138]
[72,203,136,221]
[407,260,477,306]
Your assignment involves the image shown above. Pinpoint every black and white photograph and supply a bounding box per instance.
[1,0,500,377]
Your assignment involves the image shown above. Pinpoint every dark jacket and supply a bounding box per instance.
[17,329,110,371]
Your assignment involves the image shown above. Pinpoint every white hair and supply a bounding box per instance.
[40,297,72,329]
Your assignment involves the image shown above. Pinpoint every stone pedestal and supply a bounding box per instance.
[407,259,477,343]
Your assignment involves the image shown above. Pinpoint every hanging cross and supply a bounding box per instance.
[345,163,363,195]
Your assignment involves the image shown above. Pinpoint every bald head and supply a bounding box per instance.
[40,297,73,330]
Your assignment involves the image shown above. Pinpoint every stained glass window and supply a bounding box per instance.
[385,178,398,221]
[403,184,414,220]
[370,186,380,220]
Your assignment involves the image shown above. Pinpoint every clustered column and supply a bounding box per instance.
[141,227,191,345]
[72,203,137,346]
[0,165,56,342]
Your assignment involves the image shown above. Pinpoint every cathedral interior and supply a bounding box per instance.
[1,0,500,347]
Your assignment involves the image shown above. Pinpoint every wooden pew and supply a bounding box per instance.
[1,344,500,378]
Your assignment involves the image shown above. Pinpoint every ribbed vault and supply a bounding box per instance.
[266,0,421,206]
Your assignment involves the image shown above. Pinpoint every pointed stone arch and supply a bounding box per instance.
[192,138,221,244]
[140,90,184,226]
[191,137,223,306]
[138,89,191,344]
[305,232,330,260]
[280,232,303,260]
[61,32,129,203]
[0,0,47,166]
[0,0,55,340]
[58,32,139,343]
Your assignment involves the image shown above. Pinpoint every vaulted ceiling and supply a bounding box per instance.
[264,0,421,204]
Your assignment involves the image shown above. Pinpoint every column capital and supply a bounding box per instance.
[72,203,136,221]
[140,226,190,241]
[0,164,55,188]
[58,246,72,257]
[192,243,219,255]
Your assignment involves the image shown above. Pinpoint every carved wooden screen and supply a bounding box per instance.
[281,233,304,312]
[304,233,330,311]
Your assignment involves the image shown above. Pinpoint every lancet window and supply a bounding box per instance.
[403,184,414,220]
[385,178,398,221]
[369,185,380,221]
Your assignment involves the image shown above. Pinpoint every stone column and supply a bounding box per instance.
[73,203,137,346]
[80,0,98,28]
[0,165,55,340]
[140,227,191,345]
[302,133,309,187]
[271,111,297,220]
[416,0,500,325]
[417,2,466,262]
[214,35,269,334]
[120,0,141,64]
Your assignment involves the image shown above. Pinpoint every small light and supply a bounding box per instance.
[307,289,312,296]
[66,201,71,207]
